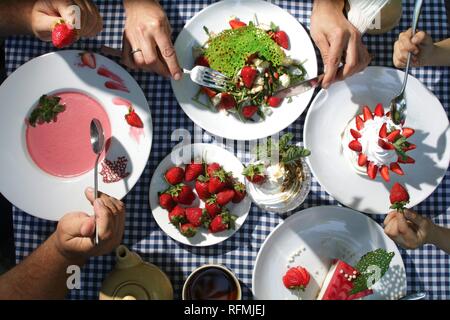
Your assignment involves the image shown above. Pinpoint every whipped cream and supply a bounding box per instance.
[342,115,402,173]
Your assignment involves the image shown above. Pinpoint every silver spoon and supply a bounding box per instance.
[90,118,105,245]
[389,0,423,125]
[399,291,427,300]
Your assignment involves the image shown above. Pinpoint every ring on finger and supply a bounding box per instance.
[130,48,143,55]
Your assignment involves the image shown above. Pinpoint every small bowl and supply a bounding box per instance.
[182,264,242,300]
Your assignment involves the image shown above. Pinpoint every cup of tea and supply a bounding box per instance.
[182,264,242,300]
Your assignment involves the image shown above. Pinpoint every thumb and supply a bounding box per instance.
[54,0,78,27]
[404,209,424,225]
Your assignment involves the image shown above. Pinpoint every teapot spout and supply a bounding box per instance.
[115,245,143,269]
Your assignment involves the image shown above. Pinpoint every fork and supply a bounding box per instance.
[183,66,229,91]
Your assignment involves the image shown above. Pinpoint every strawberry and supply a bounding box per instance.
[207,162,222,177]
[378,139,395,150]
[348,140,362,152]
[180,223,197,238]
[386,111,391,117]
[208,169,228,194]
[52,20,77,49]
[209,210,236,233]
[379,123,388,138]
[358,153,368,167]
[390,162,404,175]
[216,189,235,206]
[398,155,415,164]
[168,206,186,225]
[241,66,258,89]
[205,199,222,218]
[389,182,410,212]
[367,162,378,179]
[402,128,415,138]
[168,184,196,205]
[125,108,144,128]
[80,52,96,69]
[159,193,175,211]
[219,93,236,110]
[195,56,209,67]
[201,86,217,98]
[185,162,204,182]
[186,207,209,228]
[229,19,247,29]
[374,103,384,117]
[386,129,400,142]
[402,143,416,151]
[380,165,390,182]
[165,167,185,185]
[282,266,310,290]
[268,96,282,108]
[232,182,246,203]
[355,115,364,130]
[195,176,211,201]
[243,163,266,184]
[350,129,361,139]
[274,30,289,49]
[363,106,373,121]
[242,105,258,119]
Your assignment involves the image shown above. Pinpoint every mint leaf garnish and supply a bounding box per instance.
[28,95,65,127]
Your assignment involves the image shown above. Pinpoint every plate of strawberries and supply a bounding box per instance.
[149,143,251,246]
[304,66,450,214]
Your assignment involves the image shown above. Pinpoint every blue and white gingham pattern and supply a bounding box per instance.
[5,0,450,300]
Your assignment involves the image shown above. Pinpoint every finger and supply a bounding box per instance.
[314,35,331,85]
[396,211,410,235]
[154,27,182,80]
[137,30,171,76]
[80,216,95,237]
[384,211,397,226]
[55,0,78,28]
[94,198,113,241]
[100,195,121,213]
[399,31,419,55]
[342,33,358,79]
[411,31,427,46]
[384,218,398,238]
[121,34,135,69]
[404,209,424,226]
[323,32,346,88]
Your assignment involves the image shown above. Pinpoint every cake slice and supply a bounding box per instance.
[317,259,373,300]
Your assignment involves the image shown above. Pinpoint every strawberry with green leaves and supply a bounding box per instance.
[52,20,77,49]
[209,209,237,233]
[168,206,187,226]
[167,184,196,205]
[186,207,210,228]
[232,182,246,203]
[206,162,222,177]
[243,163,266,184]
[185,162,204,182]
[195,175,211,201]
[165,167,185,185]
[205,198,222,218]
[213,189,235,206]
[389,183,410,212]
[159,192,175,211]
[180,223,197,238]
[208,169,229,194]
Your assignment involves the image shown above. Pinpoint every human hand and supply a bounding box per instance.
[383,209,433,250]
[121,0,182,79]
[310,0,371,88]
[53,187,125,261]
[31,0,103,42]
[393,28,435,68]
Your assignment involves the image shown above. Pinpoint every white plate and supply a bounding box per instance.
[149,143,251,246]
[304,66,450,214]
[171,0,317,141]
[0,50,152,221]
[252,206,407,300]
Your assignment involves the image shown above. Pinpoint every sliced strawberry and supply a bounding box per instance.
[358,153,368,167]
[229,19,247,29]
[402,128,415,138]
[267,96,282,108]
[374,103,384,117]
[125,108,144,128]
[242,105,258,119]
[274,30,289,49]
[350,129,362,139]
[363,106,373,121]
[201,86,217,98]
[355,115,364,130]
[390,162,404,175]
[241,66,258,89]
[367,162,378,179]
[195,56,209,67]
[386,129,400,142]
[403,143,417,151]
[219,93,236,110]
[378,139,395,150]
[80,52,96,69]
[379,123,388,138]
[348,140,362,152]
[398,155,415,164]
[380,165,390,182]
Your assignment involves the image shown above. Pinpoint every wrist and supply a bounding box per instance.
[313,0,345,13]
[49,233,87,267]
[424,221,441,246]
[432,41,450,66]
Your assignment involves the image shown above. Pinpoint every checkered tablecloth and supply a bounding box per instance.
[5,0,450,300]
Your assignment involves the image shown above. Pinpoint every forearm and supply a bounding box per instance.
[0,1,35,37]
[313,0,345,12]
[432,39,450,66]
[0,233,86,300]
[427,224,450,254]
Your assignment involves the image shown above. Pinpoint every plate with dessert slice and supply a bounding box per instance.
[304,66,450,214]
[149,143,251,246]
[252,206,407,300]
[0,50,152,221]
[171,0,317,140]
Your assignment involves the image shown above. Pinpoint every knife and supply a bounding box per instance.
[274,73,325,99]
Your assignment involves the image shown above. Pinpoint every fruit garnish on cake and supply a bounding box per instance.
[282,266,311,291]
[389,182,410,212]
[317,249,394,300]
[192,17,306,122]
[342,104,416,182]
[157,160,244,238]
[28,95,66,127]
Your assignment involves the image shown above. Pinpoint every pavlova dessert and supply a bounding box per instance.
[244,133,311,213]
[342,103,416,182]
[192,17,306,122]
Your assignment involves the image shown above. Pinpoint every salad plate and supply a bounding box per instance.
[172,0,317,141]
[149,143,251,247]
[0,50,152,221]
[252,206,407,300]
[304,66,450,214]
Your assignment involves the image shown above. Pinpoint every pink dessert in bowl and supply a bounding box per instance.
[26,91,112,178]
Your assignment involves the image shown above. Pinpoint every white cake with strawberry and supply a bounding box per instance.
[342,103,416,182]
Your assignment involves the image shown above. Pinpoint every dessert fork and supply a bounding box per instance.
[183,66,229,91]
